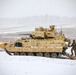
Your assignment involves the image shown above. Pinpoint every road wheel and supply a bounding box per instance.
[14,52,19,55]
[51,53,57,58]
[28,52,34,56]
[44,53,50,57]
[36,53,43,57]
[20,52,26,55]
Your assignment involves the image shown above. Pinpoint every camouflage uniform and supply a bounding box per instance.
[71,40,76,56]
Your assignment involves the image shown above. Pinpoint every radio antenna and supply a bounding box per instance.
[46,14,47,25]
[60,26,62,35]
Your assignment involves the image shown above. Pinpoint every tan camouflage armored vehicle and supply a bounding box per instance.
[4,25,68,58]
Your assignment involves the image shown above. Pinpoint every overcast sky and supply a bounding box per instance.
[0,0,76,18]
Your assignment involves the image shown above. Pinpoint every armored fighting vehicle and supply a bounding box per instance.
[4,25,68,58]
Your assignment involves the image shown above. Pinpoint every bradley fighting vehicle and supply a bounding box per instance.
[2,25,70,58]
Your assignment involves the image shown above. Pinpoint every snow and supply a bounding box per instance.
[0,48,76,75]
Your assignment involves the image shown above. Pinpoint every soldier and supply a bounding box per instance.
[71,40,76,56]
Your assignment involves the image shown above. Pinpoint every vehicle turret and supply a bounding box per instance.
[32,25,57,38]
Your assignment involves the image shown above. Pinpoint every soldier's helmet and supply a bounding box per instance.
[73,40,75,42]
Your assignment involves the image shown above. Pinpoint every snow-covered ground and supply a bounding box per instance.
[0,48,76,75]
